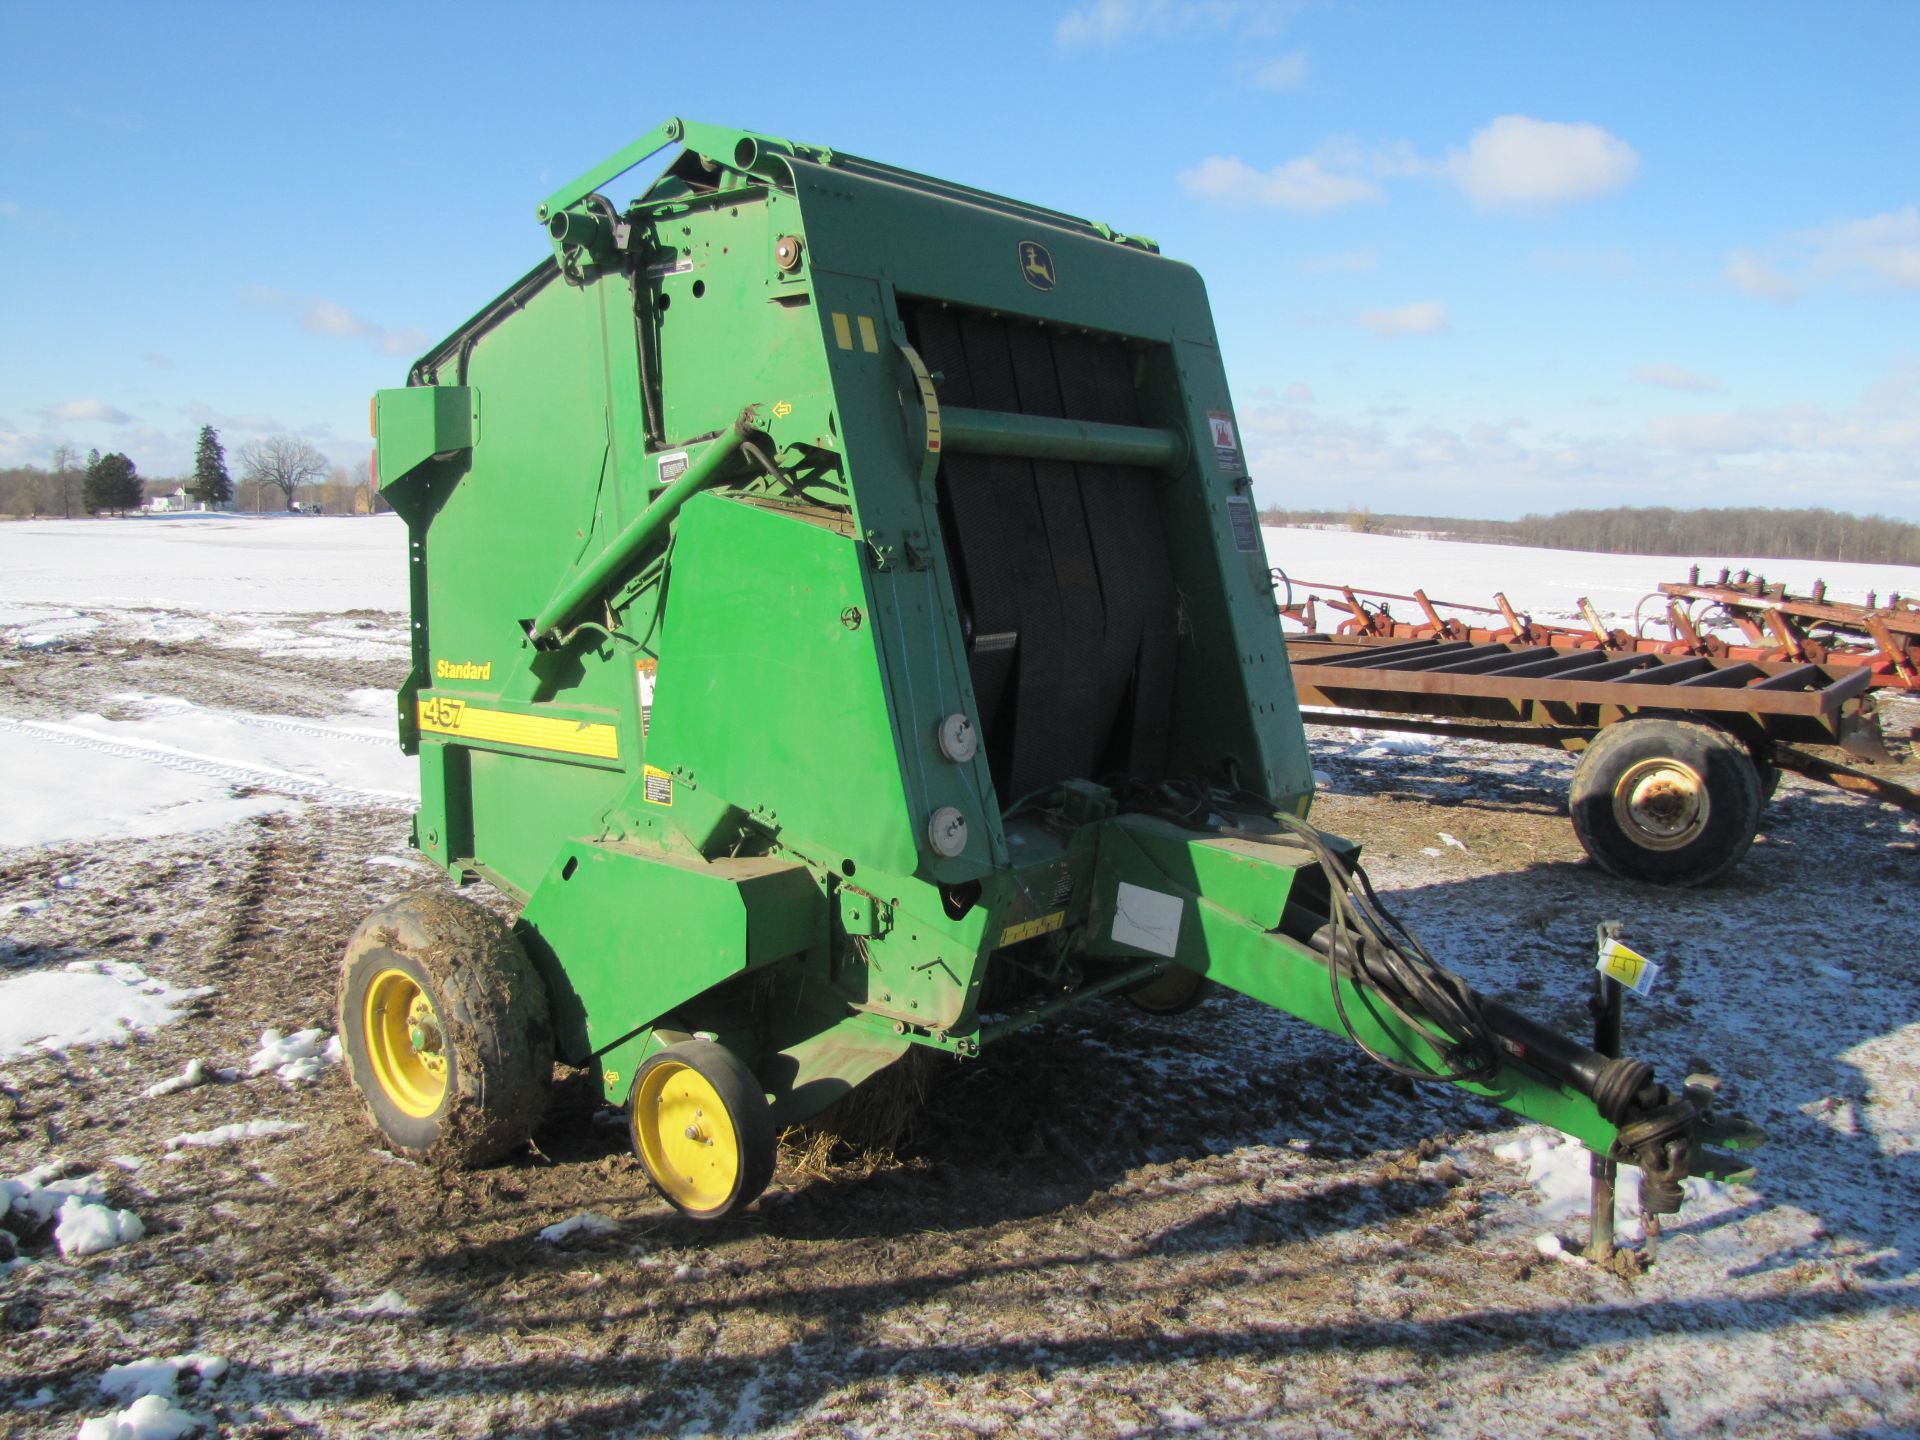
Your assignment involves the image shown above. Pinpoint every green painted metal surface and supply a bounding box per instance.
[371,118,1710,1183]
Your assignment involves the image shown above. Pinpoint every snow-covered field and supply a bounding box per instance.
[1266,525,1920,635]
[0,514,1916,1437]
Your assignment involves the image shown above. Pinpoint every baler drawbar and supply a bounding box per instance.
[339,118,1759,1223]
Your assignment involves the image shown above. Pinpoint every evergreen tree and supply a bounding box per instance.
[82,449,108,514]
[84,452,140,515]
[189,425,233,506]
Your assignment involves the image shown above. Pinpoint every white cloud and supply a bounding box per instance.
[1180,153,1382,213]
[141,351,174,369]
[1631,363,1723,394]
[1297,247,1378,274]
[241,286,428,357]
[1355,300,1450,338]
[1724,208,1920,306]
[1248,51,1308,91]
[1444,116,1639,211]
[1184,116,1636,218]
[1723,249,1801,304]
[1805,206,1920,291]
[1237,363,1920,514]
[0,201,19,219]
[1284,381,1315,404]
[45,397,135,425]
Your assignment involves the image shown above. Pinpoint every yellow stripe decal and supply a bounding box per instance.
[417,697,619,760]
[831,312,854,350]
[856,315,880,354]
[999,910,1066,947]
[898,343,942,452]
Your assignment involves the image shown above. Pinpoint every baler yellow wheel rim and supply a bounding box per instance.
[633,1060,741,1214]
[364,969,449,1119]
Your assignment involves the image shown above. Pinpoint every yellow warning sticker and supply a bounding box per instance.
[1597,938,1660,996]
[999,910,1066,947]
[417,696,618,760]
[771,400,793,418]
[830,312,853,350]
[857,315,880,354]
[642,763,673,806]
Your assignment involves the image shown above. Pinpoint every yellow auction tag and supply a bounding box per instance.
[1597,938,1660,997]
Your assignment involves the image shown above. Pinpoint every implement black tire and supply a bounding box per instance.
[1569,718,1763,886]
[1124,965,1213,1016]
[339,889,554,1168]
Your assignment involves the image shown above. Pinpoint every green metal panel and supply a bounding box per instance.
[519,841,826,1065]
[374,385,474,485]
[645,491,979,880]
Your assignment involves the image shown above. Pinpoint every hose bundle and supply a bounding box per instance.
[1106,776,1505,1087]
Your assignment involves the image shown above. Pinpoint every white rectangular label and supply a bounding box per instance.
[1113,882,1184,958]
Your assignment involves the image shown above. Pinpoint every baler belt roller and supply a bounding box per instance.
[939,406,1187,469]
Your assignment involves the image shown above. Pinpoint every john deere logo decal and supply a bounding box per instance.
[1019,240,1056,291]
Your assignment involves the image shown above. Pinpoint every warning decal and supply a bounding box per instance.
[1207,411,1244,475]
[1225,496,1260,553]
[643,764,673,806]
[999,911,1066,948]
[635,658,657,737]
[1597,938,1660,997]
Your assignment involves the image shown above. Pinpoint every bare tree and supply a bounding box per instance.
[49,443,81,518]
[239,436,329,510]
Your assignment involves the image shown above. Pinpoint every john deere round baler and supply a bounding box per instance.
[342,119,1756,1221]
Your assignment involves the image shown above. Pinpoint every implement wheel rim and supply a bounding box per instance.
[364,968,450,1119]
[1611,757,1709,850]
[633,1059,742,1215]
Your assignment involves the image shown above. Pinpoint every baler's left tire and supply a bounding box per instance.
[630,1040,776,1221]
[338,890,554,1168]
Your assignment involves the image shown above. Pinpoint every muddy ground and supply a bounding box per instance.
[2,611,1918,1437]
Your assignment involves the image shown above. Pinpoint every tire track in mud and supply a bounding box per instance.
[228,712,395,747]
[0,715,414,807]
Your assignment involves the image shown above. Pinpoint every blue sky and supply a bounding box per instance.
[3,1,1915,519]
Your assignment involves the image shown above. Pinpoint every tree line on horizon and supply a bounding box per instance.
[1263,503,1920,568]
[0,426,385,518]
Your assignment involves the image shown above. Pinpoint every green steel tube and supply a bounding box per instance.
[976,958,1168,1046]
[530,412,756,642]
[939,406,1186,470]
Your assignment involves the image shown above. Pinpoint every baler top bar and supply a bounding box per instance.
[534,117,1156,253]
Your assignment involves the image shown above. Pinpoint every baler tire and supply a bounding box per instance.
[338,890,554,1169]
[1569,718,1763,886]
[1123,965,1213,1016]
[629,1040,776,1221]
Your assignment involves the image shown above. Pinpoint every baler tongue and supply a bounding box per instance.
[345,118,1761,1227]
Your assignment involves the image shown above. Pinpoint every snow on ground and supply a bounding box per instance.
[0,961,210,1061]
[1265,523,1920,632]
[0,515,407,614]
